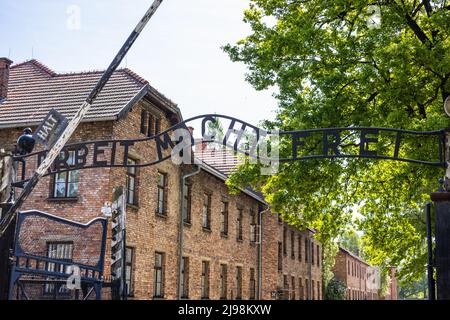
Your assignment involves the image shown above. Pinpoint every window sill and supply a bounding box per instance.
[155,213,168,219]
[236,238,243,243]
[220,233,228,239]
[47,197,78,202]
[153,296,165,300]
[127,203,139,210]
[183,221,192,227]
[202,227,212,233]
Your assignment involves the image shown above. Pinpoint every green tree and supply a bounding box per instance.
[399,274,428,299]
[339,230,363,256]
[325,277,348,300]
[224,0,450,285]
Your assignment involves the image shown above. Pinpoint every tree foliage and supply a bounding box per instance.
[224,0,450,284]
[339,229,364,257]
[325,277,348,300]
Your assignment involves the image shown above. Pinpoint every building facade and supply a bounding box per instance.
[332,247,380,300]
[0,58,322,300]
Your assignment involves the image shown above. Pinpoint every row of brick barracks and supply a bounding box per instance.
[0,58,395,300]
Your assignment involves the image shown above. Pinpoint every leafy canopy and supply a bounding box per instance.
[224,0,450,284]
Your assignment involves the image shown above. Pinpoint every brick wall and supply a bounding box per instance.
[332,249,380,300]
[263,215,323,300]
[0,97,324,300]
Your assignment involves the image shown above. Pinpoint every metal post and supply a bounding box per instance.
[425,201,435,300]
[0,150,13,299]
[0,0,164,236]
[430,190,450,300]
[430,131,450,300]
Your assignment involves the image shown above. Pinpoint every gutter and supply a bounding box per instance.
[177,164,201,299]
[257,204,270,300]
[308,237,313,300]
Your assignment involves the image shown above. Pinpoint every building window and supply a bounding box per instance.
[236,266,242,299]
[298,236,302,261]
[220,264,227,299]
[153,252,165,298]
[183,183,192,224]
[220,201,228,236]
[250,209,257,243]
[53,151,79,198]
[291,231,295,259]
[125,247,134,296]
[155,117,161,135]
[305,238,308,262]
[278,213,282,224]
[202,193,211,230]
[317,245,320,267]
[156,172,167,215]
[141,111,157,137]
[236,208,243,241]
[278,242,283,271]
[140,110,147,134]
[305,279,309,300]
[249,268,256,300]
[312,280,315,300]
[348,261,350,275]
[311,243,315,265]
[291,276,296,300]
[44,242,73,295]
[126,158,138,205]
[299,277,303,300]
[147,113,154,137]
[180,257,189,298]
[283,275,289,299]
[283,227,287,255]
[201,261,210,299]
[317,281,321,300]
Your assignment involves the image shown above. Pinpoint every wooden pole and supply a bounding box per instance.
[0,149,13,221]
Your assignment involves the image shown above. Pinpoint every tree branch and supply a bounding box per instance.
[390,0,433,48]
[422,0,433,17]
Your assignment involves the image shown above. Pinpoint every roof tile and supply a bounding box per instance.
[0,59,150,128]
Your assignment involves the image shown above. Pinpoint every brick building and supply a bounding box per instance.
[0,58,322,300]
[380,267,398,300]
[332,247,380,300]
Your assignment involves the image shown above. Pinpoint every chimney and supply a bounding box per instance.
[0,58,13,101]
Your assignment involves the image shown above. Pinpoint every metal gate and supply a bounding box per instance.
[8,210,107,300]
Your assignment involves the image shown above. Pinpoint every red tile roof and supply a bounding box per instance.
[0,59,179,128]
[195,143,266,202]
[195,144,241,176]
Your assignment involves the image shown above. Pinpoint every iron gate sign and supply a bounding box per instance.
[12,114,447,185]
[32,109,68,149]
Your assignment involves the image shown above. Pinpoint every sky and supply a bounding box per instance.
[0,0,278,129]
